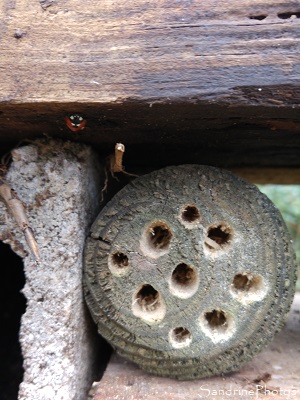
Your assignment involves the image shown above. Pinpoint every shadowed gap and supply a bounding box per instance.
[0,241,26,400]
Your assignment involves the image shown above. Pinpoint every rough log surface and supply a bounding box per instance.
[84,165,297,379]
[91,293,300,400]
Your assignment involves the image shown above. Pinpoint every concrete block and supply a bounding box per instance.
[0,141,102,400]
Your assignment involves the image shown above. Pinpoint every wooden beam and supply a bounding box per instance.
[231,168,300,184]
[1,102,300,169]
[1,0,300,170]
[1,0,300,104]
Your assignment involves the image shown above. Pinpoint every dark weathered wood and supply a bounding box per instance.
[1,0,300,169]
[1,0,300,103]
[231,168,300,184]
[1,102,300,170]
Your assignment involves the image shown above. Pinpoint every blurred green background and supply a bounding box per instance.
[258,185,300,291]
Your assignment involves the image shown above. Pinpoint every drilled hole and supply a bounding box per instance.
[208,226,231,246]
[140,220,173,259]
[170,263,199,298]
[149,225,172,249]
[135,285,160,312]
[205,223,233,251]
[233,273,259,291]
[169,327,192,348]
[205,309,227,328]
[108,251,129,276]
[172,263,195,285]
[182,205,200,222]
[277,12,300,19]
[249,15,267,20]
[132,284,166,323]
[200,309,235,343]
[180,204,201,226]
[231,272,267,303]
[111,252,128,268]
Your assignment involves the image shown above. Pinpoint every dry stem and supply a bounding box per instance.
[112,143,125,173]
[101,143,138,200]
[0,178,41,264]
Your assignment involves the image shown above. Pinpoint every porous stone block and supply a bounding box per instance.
[0,141,102,400]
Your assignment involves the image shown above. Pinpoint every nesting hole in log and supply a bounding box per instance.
[249,15,267,20]
[277,11,300,19]
[149,224,172,250]
[231,272,267,303]
[111,252,128,267]
[132,284,166,323]
[205,309,228,329]
[180,204,201,228]
[135,284,160,312]
[233,273,262,292]
[205,223,233,251]
[140,221,173,259]
[169,327,192,348]
[108,251,129,276]
[170,263,199,298]
[199,308,235,343]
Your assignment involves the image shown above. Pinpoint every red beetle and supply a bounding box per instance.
[65,114,86,132]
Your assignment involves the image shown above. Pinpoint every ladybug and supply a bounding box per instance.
[65,114,86,132]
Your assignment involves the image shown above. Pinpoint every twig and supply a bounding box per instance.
[204,236,221,250]
[101,143,138,201]
[110,143,138,177]
[0,177,41,265]
[112,143,125,173]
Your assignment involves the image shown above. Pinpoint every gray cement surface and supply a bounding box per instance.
[0,141,103,400]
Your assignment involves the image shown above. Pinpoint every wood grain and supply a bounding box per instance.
[91,294,300,400]
[231,168,300,184]
[1,0,300,170]
[0,0,300,103]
